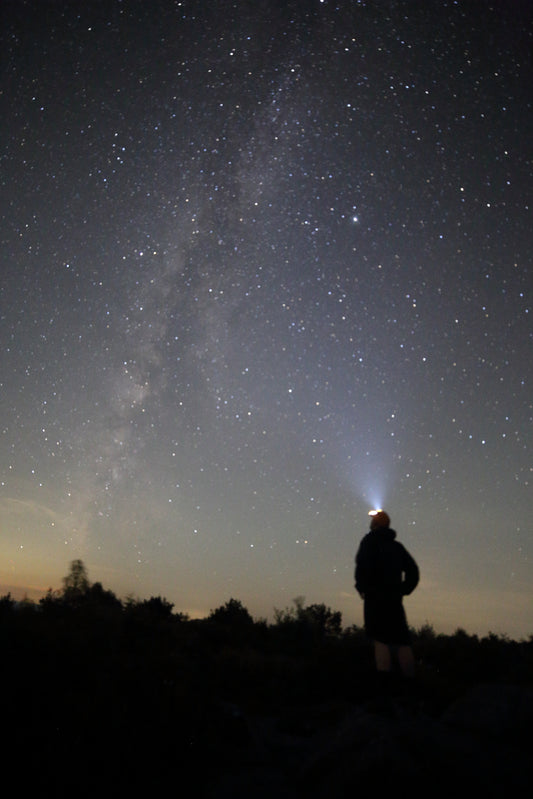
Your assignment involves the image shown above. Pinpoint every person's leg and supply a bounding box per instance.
[374,640,392,672]
[372,640,397,699]
[397,645,415,678]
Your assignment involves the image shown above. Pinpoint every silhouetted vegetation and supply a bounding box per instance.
[1,561,531,795]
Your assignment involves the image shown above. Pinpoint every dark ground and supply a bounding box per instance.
[2,598,532,796]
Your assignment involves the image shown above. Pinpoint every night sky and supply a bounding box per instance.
[1,0,532,639]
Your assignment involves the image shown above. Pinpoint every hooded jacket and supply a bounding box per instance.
[355,527,419,599]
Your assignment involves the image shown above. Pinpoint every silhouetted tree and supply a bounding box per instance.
[63,559,89,592]
[271,597,343,655]
[301,603,342,638]
[273,595,306,626]
[208,598,254,627]
[39,587,64,611]
[86,581,122,610]
[135,596,175,619]
[0,592,15,616]
[273,597,341,636]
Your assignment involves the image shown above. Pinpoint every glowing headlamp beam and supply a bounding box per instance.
[368,509,383,517]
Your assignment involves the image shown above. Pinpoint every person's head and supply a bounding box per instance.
[368,509,390,530]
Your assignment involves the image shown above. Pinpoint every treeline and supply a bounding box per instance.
[1,560,532,794]
[2,559,531,692]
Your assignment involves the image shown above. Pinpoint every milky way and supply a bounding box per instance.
[1,0,532,637]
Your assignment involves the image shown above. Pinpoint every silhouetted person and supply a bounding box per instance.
[355,510,419,692]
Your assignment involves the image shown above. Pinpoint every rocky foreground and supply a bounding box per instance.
[203,682,533,798]
[2,590,531,795]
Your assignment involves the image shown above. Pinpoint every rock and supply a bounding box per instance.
[202,686,533,798]
[441,682,533,737]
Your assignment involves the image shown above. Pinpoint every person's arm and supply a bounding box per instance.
[354,539,370,598]
[401,547,419,595]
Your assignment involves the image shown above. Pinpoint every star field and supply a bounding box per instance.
[1,0,532,637]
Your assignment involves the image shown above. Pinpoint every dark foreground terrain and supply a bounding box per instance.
[2,587,532,797]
